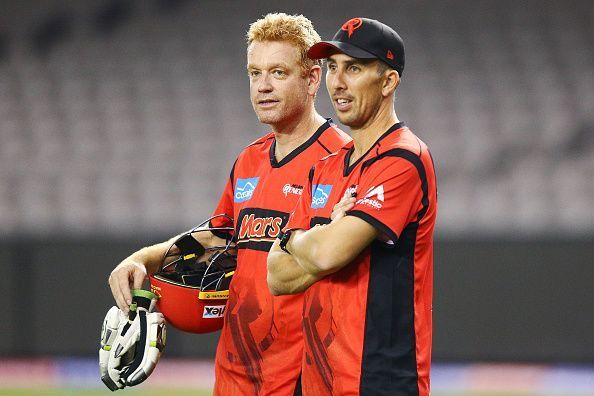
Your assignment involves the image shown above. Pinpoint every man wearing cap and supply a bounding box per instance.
[267,18,437,396]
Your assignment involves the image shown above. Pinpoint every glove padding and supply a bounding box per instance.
[100,290,166,391]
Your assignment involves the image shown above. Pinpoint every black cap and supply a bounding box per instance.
[308,17,405,76]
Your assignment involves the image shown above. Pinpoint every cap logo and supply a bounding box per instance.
[342,18,363,38]
[386,50,394,60]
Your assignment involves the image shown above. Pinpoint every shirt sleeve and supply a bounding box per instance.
[347,155,423,244]
[210,162,236,236]
[283,167,315,232]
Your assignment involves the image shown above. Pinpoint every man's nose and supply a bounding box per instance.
[328,69,346,91]
[258,73,273,92]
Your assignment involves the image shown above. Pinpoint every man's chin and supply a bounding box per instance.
[256,113,281,125]
[335,114,355,127]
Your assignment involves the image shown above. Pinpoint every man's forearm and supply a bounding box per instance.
[266,226,339,296]
[267,241,321,295]
[137,229,225,275]
[288,225,354,276]
[267,217,378,295]
[128,242,171,275]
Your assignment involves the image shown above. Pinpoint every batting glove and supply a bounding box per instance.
[99,290,166,391]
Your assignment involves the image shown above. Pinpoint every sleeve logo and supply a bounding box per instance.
[311,184,333,209]
[234,177,260,202]
[356,185,384,209]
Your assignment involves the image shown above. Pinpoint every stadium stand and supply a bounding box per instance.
[0,0,592,237]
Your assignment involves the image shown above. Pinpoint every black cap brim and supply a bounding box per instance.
[307,41,377,60]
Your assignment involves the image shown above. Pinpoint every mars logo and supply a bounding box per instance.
[357,185,384,209]
[342,17,363,38]
[203,305,226,319]
[239,213,283,239]
[234,177,259,202]
[311,184,333,209]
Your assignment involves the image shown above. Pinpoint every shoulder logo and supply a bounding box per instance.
[311,184,333,209]
[356,185,384,209]
[341,17,363,38]
[364,185,384,201]
[234,177,260,202]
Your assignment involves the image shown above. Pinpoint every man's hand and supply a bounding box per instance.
[331,190,356,222]
[108,240,174,313]
[109,259,148,313]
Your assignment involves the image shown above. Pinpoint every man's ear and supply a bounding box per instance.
[308,65,322,96]
[382,70,400,97]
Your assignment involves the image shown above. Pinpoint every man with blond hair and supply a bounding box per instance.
[108,13,349,395]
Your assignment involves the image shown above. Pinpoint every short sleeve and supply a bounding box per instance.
[347,155,423,243]
[210,164,236,235]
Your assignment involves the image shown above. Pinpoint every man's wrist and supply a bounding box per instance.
[278,229,294,254]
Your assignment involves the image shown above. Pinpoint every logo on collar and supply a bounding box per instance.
[311,184,333,209]
[234,177,260,202]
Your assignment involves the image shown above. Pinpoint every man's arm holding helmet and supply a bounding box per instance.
[109,231,225,312]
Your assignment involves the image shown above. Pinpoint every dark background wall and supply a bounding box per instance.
[1,238,592,362]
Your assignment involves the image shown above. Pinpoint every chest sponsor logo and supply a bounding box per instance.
[234,177,260,202]
[282,184,303,197]
[311,184,333,209]
[357,185,384,209]
[238,213,283,240]
[235,208,289,252]
[203,305,226,318]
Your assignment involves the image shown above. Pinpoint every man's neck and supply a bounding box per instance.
[349,105,399,165]
[273,109,326,161]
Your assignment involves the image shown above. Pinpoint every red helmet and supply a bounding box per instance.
[149,215,236,334]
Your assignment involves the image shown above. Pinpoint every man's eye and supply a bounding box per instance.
[273,70,285,76]
[249,70,260,77]
[348,65,360,72]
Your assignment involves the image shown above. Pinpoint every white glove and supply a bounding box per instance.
[99,290,166,391]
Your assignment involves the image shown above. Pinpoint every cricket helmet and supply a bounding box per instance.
[149,215,236,333]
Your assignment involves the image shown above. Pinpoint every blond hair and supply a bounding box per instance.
[246,13,322,73]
